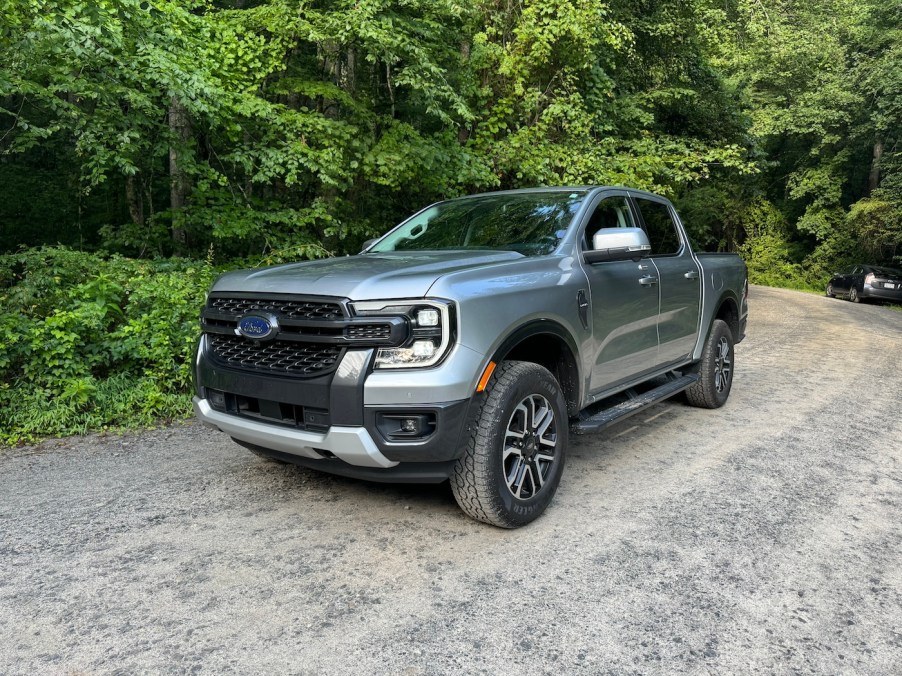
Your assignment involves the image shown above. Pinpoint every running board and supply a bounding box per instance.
[570,373,699,435]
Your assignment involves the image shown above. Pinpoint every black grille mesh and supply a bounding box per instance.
[345,324,392,340]
[210,297,343,320]
[209,334,342,376]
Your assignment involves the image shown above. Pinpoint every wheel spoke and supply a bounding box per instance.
[525,398,536,432]
[511,403,528,435]
[503,445,521,462]
[535,407,553,437]
[507,456,525,493]
[532,402,550,430]
[529,459,544,488]
[522,463,537,495]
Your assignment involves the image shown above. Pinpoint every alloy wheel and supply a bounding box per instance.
[503,394,558,499]
[714,336,732,394]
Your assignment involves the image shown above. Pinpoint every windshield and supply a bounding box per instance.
[369,191,587,256]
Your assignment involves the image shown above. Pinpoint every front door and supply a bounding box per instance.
[580,194,660,394]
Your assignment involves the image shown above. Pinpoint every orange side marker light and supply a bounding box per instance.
[476,361,497,393]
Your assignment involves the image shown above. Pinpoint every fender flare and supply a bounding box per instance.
[482,319,583,416]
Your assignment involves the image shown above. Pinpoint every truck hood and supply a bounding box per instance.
[212,250,526,300]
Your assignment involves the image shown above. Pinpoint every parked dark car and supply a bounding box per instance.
[826,265,902,304]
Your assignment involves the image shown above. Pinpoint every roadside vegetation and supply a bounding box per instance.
[1,0,900,443]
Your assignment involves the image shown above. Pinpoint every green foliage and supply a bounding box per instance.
[2,0,902,441]
[0,247,215,443]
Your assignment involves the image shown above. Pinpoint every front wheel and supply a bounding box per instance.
[685,319,734,409]
[450,361,568,528]
[826,283,835,298]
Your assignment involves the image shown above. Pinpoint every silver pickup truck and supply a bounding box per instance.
[193,187,748,527]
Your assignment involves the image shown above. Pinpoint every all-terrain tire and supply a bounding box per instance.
[685,319,734,409]
[450,361,568,528]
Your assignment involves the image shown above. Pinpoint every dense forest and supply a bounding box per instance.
[1,0,900,441]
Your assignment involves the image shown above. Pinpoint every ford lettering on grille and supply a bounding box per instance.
[237,315,275,340]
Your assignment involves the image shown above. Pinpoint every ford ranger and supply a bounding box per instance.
[193,187,748,527]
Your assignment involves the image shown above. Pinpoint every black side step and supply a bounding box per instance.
[570,373,699,435]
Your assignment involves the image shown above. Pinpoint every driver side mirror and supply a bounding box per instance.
[583,227,651,264]
[360,238,378,253]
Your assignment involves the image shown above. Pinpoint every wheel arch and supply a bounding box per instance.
[488,321,582,417]
[713,291,741,341]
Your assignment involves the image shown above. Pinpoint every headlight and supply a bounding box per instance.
[350,299,454,368]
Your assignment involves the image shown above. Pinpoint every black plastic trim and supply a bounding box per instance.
[330,349,374,426]
[488,319,582,416]
[363,399,471,463]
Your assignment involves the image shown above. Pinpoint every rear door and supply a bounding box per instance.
[631,194,702,367]
[579,192,660,394]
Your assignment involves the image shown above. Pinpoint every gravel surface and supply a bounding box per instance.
[2,286,901,674]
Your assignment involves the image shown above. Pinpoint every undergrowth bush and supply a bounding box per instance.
[0,247,216,444]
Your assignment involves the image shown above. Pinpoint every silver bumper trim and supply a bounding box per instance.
[193,397,398,468]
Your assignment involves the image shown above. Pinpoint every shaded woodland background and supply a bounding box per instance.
[1,0,900,441]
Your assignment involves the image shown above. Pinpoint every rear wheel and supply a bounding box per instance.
[685,319,734,409]
[450,361,567,528]
[849,286,860,303]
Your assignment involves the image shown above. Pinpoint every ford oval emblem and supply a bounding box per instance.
[237,314,276,340]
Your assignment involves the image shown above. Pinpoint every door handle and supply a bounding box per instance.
[684,270,699,280]
[638,276,658,286]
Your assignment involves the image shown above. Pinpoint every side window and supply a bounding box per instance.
[583,196,635,249]
[635,198,681,255]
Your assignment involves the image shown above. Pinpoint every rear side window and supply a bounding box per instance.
[635,198,681,255]
[583,196,635,249]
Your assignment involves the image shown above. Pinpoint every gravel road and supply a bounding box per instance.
[2,286,901,674]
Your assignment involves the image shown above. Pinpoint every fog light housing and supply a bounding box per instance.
[375,412,437,441]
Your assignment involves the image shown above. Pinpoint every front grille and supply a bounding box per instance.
[210,297,343,320]
[346,324,392,340]
[209,334,343,376]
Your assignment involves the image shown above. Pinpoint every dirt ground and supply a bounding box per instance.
[2,286,901,674]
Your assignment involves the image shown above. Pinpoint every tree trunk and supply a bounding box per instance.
[169,95,192,255]
[458,40,471,144]
[125,174,144,227]
[868,139,883,194]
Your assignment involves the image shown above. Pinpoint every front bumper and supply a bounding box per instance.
[194,396,398,468]
[193,335,477,470]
